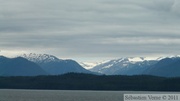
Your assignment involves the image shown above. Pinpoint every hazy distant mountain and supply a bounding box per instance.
[143,57,180,77]
[79,61,108,70]
[21,53,92,75]
[0,56,48,76]
[79,62,100,69]
[90,57,158,75]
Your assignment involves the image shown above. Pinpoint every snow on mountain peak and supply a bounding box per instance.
[167,55,180,59]
[108,57,153,65]
[153,55,180,61]
[21,53,61,63]
[79,62,98,69]
[79,60,109,69]
[127,57,162,62]
[128,57,144,62]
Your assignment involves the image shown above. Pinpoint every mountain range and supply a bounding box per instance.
[21,53,92,75]
[0,53,92,76]
[0,53,180,77]
[89,56,180,77]
[90,57,158,75]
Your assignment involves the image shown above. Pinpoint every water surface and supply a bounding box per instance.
[0,89,178,101]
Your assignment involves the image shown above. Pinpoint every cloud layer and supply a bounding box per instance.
[0,0,180,61]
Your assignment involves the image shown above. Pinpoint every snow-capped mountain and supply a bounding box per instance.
[90,56,180,75]
[20,53,93,75]
[90,57,160,75]
[128,57,160,62]
[79,60,109,69]
[21,53,61,63]
[79,62,99,69]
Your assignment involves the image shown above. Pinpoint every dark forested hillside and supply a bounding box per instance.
[0,73,180,91]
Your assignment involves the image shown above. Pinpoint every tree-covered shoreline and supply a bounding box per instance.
[0,73,180,91]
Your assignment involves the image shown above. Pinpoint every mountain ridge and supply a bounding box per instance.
[89,56,180,76]
[20,53,93,75]
[0,56,48,76]
[21,53,61,63]
[1,53,180,77]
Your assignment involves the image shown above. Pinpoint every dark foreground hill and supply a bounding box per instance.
[0,73,180,91]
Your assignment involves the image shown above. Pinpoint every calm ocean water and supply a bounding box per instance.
[0,89,179,101]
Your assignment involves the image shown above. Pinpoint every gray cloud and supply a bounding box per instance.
[0,0,180,61]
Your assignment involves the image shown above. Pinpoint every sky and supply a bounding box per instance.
[0,0,180,62]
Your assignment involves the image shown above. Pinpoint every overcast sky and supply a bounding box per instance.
[0,0,180,61]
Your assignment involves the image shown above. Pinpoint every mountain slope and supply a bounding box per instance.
[90,57,158,75]
[143,57,180,77]
[0,56,48,76]
[90,56,180,77]
[21,53,93,75]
